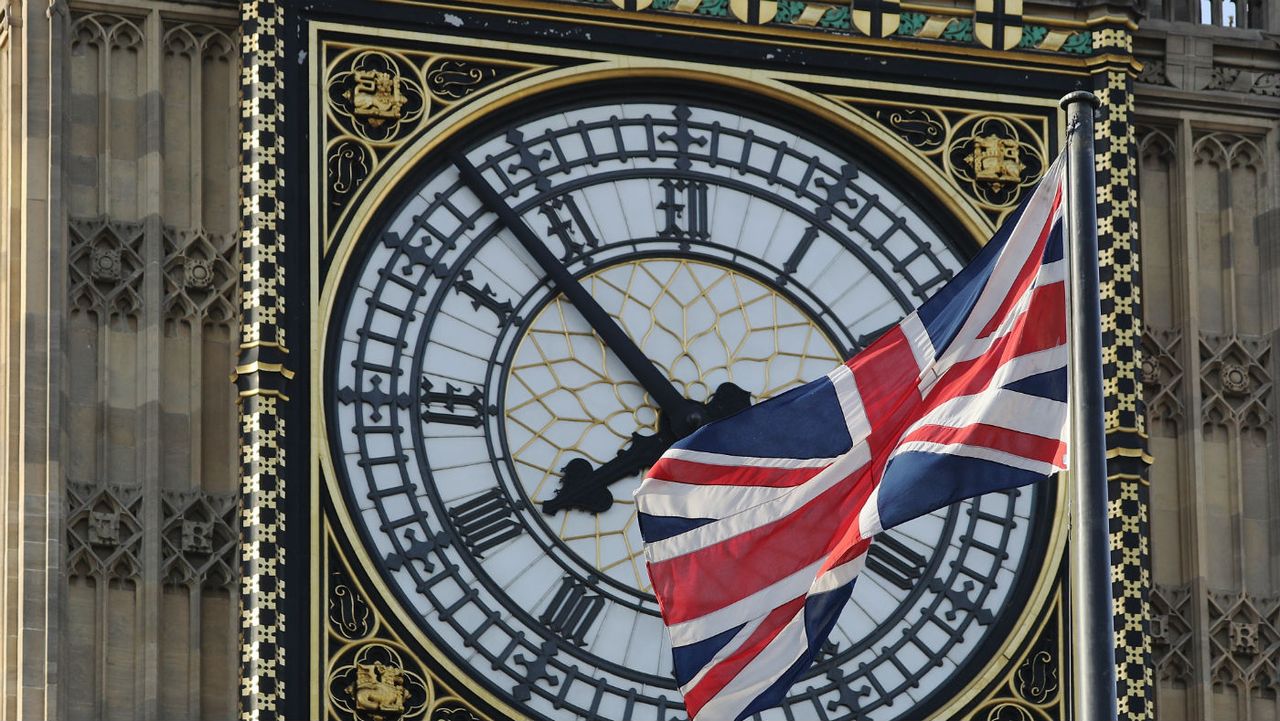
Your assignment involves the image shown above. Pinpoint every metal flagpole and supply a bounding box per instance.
[1060,90,1118,721]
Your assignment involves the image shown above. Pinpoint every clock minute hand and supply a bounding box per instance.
[451,152,702,434]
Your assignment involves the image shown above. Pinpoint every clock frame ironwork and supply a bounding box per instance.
[320,85,1061,721]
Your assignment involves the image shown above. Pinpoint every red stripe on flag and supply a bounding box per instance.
[682,595,807,718]
[976,189,1062,340]
[649,465,873,624]
[849,326,926,487]
[899,422,1066,466]
[922,282,1065,412]
[647,457,828,488]
[818,534,872,577]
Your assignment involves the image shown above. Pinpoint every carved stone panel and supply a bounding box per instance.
[1207,591,1280,699]
[1200,333,1272,432]
[68,217,146,320]
[1143,326,1185,428]
[1150,583,1195,686]
[66,481,145,582]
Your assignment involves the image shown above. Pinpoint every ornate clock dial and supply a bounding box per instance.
[327,87,1052,721]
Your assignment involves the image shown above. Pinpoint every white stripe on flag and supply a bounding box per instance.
[954,273,1064,364]
[898,311,937,393]
[827,363,871,447]
[857,483,884,539]
[659,447,837,469]
[904,386,1068,445]
[810,547,869,593]
[643,445,871,563]
[635,479,797,522]
[892,439,1062,475]
[678,611,768,698]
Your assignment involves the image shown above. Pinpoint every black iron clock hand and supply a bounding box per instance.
[542,428,677,516]
[451,152,705,435]
[541,382,752,515]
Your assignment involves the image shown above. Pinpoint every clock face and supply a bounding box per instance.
[326,86,1052,721]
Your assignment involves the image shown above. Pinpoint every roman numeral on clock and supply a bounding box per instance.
[865,534,927,590]
[452,268,517,324]
[657,178,709,248]
[448,488,523,557]
[418,376,491,427]
[539,194,599,264]
[780,162,860,283]
[540,576,605,647]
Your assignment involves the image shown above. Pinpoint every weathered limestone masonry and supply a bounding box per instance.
[0,2,66,719]
[1136,9,1280,721]
[3,1,241,719]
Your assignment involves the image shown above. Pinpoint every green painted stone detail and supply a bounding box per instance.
[1018,25,1048,49]
[653,0,727,14]
[941,17,973,42]
[775,0,804,23]
[1062,31,1093,54]
[896,11,926,36]
[770,1,851,29]
[819,5,851,29]
[558,0,1087,55]
[697,0,731,16]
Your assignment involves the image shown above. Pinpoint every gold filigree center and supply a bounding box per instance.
[504,258,842,595]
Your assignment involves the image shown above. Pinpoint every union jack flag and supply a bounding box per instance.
[634,156,1070,721]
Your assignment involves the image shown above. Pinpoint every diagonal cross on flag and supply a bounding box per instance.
[634,154,1071,721]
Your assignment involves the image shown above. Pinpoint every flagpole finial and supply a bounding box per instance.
[1058,91,1100,110]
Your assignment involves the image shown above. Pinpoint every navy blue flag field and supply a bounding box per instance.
[634,155,1071,721]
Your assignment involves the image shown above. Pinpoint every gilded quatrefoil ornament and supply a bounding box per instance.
[948,115,1044,208]
[327,49,426,144]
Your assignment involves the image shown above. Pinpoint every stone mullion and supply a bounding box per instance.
[222,24,243,719]
[1264,127,1280,600]
[186,33,207,720]
[1176,116,1214,720]
[187,572,203,721]
[1212,158,1253,632]
[97,13,111,219]
[190,28,205,239]
[138,9,164,721]
[186,332,204,719]
[0,12,12,716]
[187,29,207,492]
[83,21,113,721]
[17,2,66,718]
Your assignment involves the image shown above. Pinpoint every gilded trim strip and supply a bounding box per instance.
[1092,26,1154,721]
[238,0,289,718]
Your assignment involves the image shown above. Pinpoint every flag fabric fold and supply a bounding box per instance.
[634,155,1070,721]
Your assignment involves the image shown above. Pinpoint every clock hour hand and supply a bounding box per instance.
[541,382,753,515]
[450,152,704,436]
[542,428,676,516]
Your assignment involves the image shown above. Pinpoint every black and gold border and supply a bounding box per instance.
[237,0,292,718]
[1091,26,1155,721]
[306,20,1072,721]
